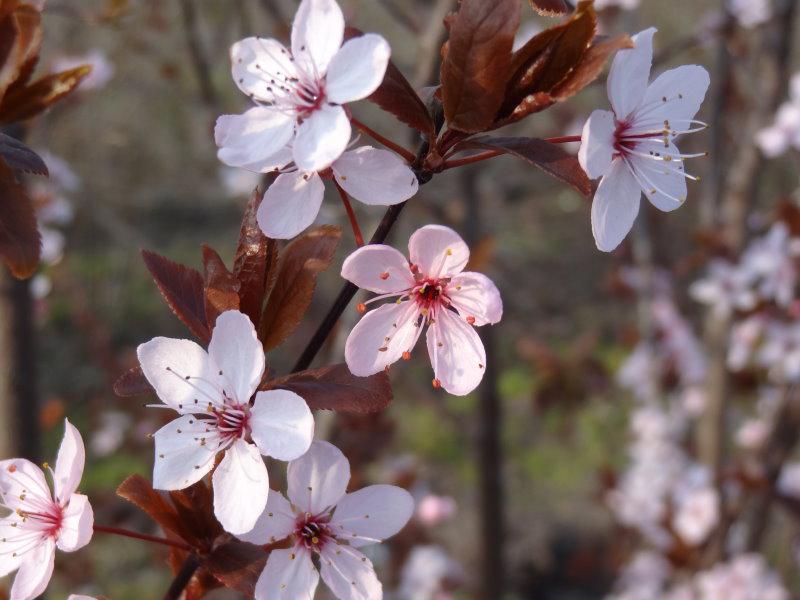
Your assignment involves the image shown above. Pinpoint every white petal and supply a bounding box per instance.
[627,145,687,212]
[447,272,503,326]
[326,34,391,104]
[0,459,49,509]
[294,104,351,172]
[426,308,486,396]
[340,244,415,294]
[254,548,319,600]
[319,544,382,600]
[250,390,314,461]
[137,337,220,413]
[590,159,642,252]
[641,65,710,130]
[237,491,296,545]
[54,418,85,502]
[56,493,93,552]
[607,27,656,120]
[578,109,616,179]
[213,439,270,535]
[287,440,350,514]
[344,301,421,377]
[152,415,218,490]
[408,224,469,279]
[215,108,294,172]
[331,484,414,547]
[230,37,297,100]
[332,147,418,206]
[291,0,344,74]
[208,310,265,405]
[257,171,325,239]
[0,518,24,576]
[10,539,55,600]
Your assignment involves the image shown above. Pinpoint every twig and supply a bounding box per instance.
[163,552,202,600]
[179,0,220,111]
[351,117,416,163]
[93,525,193,552]
[334,180,365,246]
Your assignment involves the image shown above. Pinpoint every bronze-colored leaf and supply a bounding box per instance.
[258,225,341,351]
[457,136,591,196]
[0,5,41,100]
[113,365,153,397]
[440,0,521,133]
[0,64,91,124]
[169,482,221,550]
[116,475,193,544]
[141,249,210,343]
[233,188,277,330]
[205,541,267,597]
[0,160,39,278]
[202,244,240,327]
[528,0,570,16]
[551,34,633,100]
[0,132,45,174]
[266,363,393,413]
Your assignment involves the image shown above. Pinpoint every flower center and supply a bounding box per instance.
[293,78,326,120]
[295,514,332,551]
[15,502,63,540]
[414,278,449,314]
[212,403,251,442]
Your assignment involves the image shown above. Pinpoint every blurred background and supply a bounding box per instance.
[2,0,800,598]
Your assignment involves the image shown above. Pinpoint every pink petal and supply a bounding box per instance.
[0,459,50,510]
[319,544,382,600]
[293,104,351,172]
[215,108,294,172]
[250,390,314,461]
[326,34,391,104]
[208,310,265,405]
[291,0,344,74]
[641,65,710,131]
[54,419,85,502]
[607,27,655,120]
[331,484,414,547]
[408,224,469,278]
[152,415,217,490]
[0,519,24,576]
[213,439,270,535]
[447,272,503,326]
[255,547,319,600]
[287,441,350,514]
[10,539,54,600]
[230,37,297,101]
[332,146,418,206]
[344,301,421,376]
[591,159,641,252]
[257,171,325,239]
[340,244,415,294]
[56,493,93,552]
[578,109,616,179]
[627,144,687,212]
[426,308,486,396]
[237,491,296,545]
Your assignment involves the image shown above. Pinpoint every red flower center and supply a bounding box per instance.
[295,513,332,551]
[213,403,251,442]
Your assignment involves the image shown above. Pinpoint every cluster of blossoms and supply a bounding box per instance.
[756,74,800,157]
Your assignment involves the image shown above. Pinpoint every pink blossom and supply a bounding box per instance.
[239,441,414,600]
[415,494,457,527]
[341,225,502,396]
[0,420,93,600]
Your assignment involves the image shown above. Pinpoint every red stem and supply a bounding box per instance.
[93,524,192,552]
[543,134,582,144]
[443,150,504,170]
[334,180,365,246]
[350,117,416,163]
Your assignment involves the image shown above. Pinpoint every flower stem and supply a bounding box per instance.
[163,552,201,600]
[93,524,192,552]
[350,117,417,163]
[334,181,365,246]
[543,134,582,144]
[443,150,504,170]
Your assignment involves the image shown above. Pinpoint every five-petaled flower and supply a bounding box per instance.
[257,145,419,239]
[0,419,93,600]
[341,224,503,396]
[137,310,315,535]
[239,441,414,600]
[579,28,710,252]
[215,0,391,174]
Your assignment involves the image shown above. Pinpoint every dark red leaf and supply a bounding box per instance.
[266,363,393,413]
[0,64,91,124]
[169,482,221,550]
[113,365,153,397]
[551,34,633,100]
[205,541,267,596]
[0,132,45,174]
[0,160,39,278]
[116,475,194,544]
[0,5,41,100]
[528,0,570,16]
[141,249,210,343]
[202,244,240,327]
[440,0,521,133]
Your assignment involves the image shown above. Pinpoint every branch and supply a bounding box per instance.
[179,0,220,111]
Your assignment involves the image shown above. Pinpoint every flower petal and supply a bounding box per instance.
[230,37,297,100]
[215,108,294,172]
[255,548,319,600]
[607,27,656,120]
[54,418,85,502]
[0,518,24,576]
[340,244,415,294]
[152,415,218,490]
[56,493,93,552]
[627,143,687,212]
[578,109,616,179]
[331,484,414,547]
[250,390,314,461]
[408,224,469,279]
[332,146,418,206]
[591,159,642,252]
[237,491,296,545]
[257,171,325,239]
[10,539,55,600]
[0,459,49,509]
[319,544,382,600]
[641,65,710,131]
[207,310,265,405]
[426,308,486,396]
[287,440,349,514]
[291,0,344,74]
[447,272,503,326]
[137,337,220,413]
[294,104,351,172]
[344,301,421,377]
[326,34,391,104]
[213,439,270,535]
